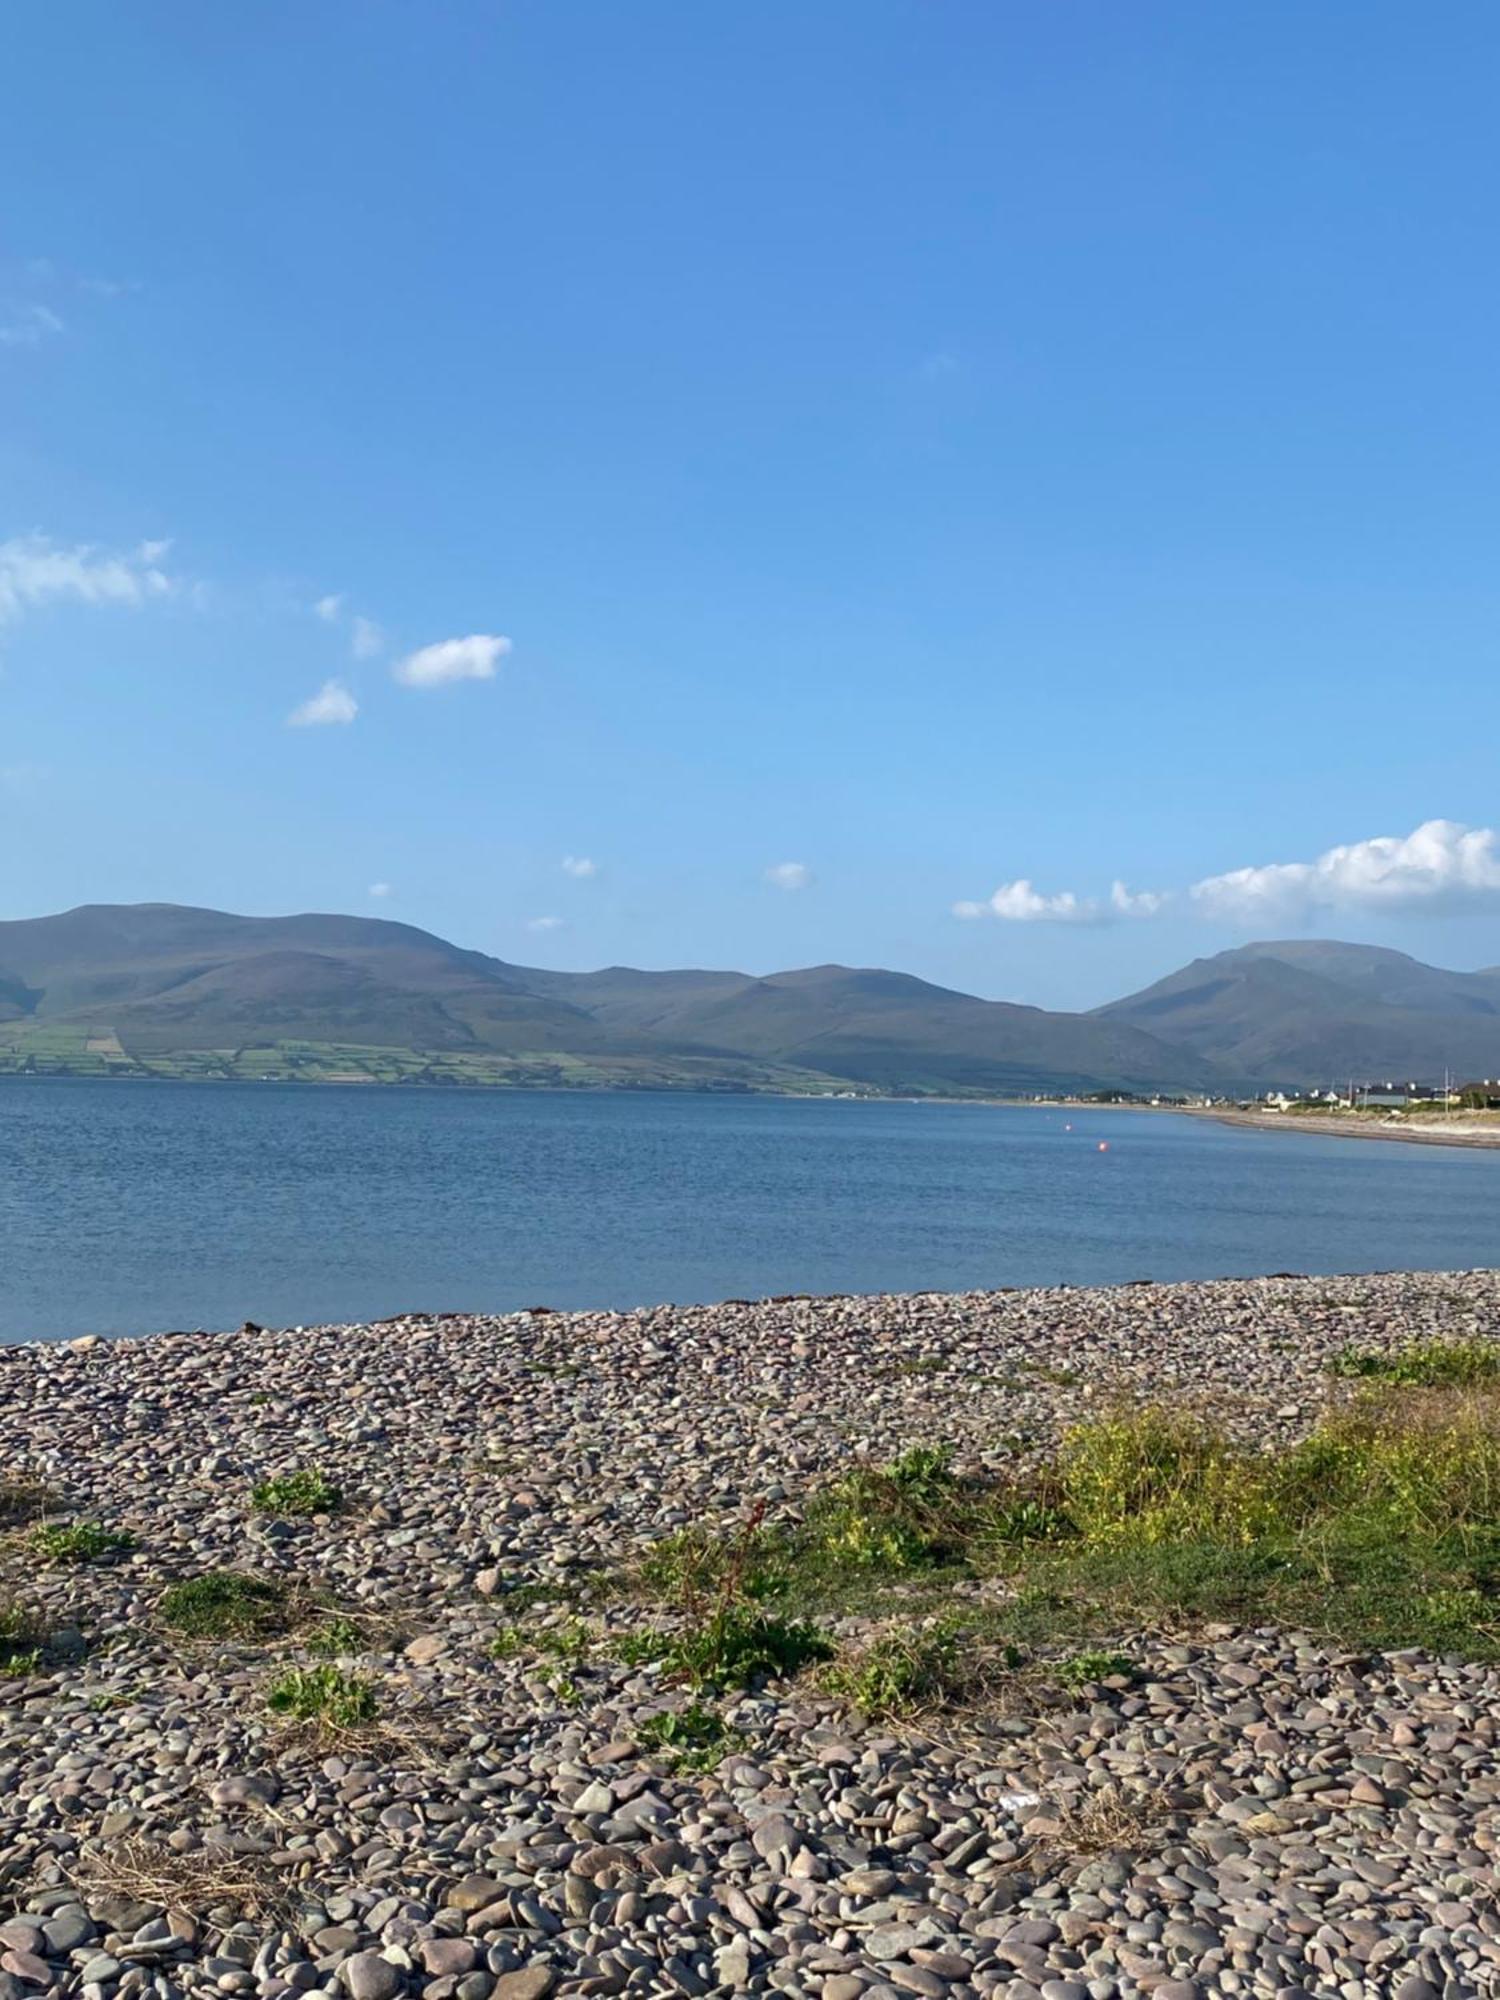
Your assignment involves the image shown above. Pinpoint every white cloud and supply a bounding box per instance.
[0,303,65,347]
[765,861,813,891]
[0,534,175,626]
[953,880,1100,924]
[313,593,344,624]
[350,615,383,660]
[368,882,392,899]
[953,876,1166,925]
[287,678,358,727]
[952,818,1500,931]
[562,855,598,879]
[527,915,565,932]
[1191,818,1500,921]
[393,633,511,688]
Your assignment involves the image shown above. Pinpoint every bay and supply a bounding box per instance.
[3,1077,1498,1342]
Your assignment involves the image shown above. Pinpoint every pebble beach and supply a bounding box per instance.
[3,1271,1500,2000]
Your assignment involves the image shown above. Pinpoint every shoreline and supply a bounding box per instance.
[1191,1103,1500,1150]
[5,1270,1500,1995]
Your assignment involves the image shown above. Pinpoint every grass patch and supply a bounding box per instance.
[1327,1337,1500,1387]
[637,1702,745,1770]
[266,1664,377,1727]
[1055,1648,1134,1691]
[251,1467,342,1516]
[158,1571,291,1640]
[0,1597,47,1675]
[29,1520,136,1565]
[822,1620,975,1716]
[632,1386,1500,1703]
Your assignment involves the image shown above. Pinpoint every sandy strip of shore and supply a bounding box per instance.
[1194,1105,1500,1150]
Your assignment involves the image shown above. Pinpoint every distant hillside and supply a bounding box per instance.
[1097,940,1500,1085]
[0,902,1217,1096]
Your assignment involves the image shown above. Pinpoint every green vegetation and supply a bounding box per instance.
[821,1621,981,1716]
[251,1467,343,1516]
[1055,1648,1134,1690]
[306,1615,364,1658]
[629,1381,1500,1719]
[29,1520,136,1564]
[159,1571,290,1640]
[1327,1336,1500,1387]
[637,1702,744,1770]
[266,1664,377,1727]
[0,1598,46,1675]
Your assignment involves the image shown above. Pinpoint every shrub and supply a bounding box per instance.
[159,1572,289,1640]
[1327,1338,1500,1387]
[1057,1404,1271,1549]
[266,1664,376,1727]
[823,1621,968,1715]
[251,1467,342,1516]
[29,1521,135,1565]
[802,1445,970,1573]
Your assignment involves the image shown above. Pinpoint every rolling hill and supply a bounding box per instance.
[1097,940,1500,1085]
[0,902,1218,1096]
[7,906,1499,1094]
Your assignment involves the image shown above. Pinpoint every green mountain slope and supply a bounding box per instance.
[0,902,1217,1095]
[1097,940,1500,1084]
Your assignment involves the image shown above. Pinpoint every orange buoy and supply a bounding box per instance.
[1098,1141,1110,1152]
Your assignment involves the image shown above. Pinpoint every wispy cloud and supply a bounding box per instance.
[0,534,175,626]
[313,594,344,624]
[368,881,392,899]
[1191,819,1500,921]
[917,348,960,381]
[0,303,64,348]
[527,915,565,932]
[393,633,511,688]
[953,820,1500,928]
[765,860,813,891]
[350,615,383,660]
[562,855,598,879]
[287,678,358,727]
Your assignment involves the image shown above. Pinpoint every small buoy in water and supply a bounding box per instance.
[1063,1123,1072,1131]
[1098,1141,1110,1152]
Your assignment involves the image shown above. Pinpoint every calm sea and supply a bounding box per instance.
[3,1079,1498,1342]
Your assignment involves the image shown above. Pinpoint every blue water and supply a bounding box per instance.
[2,1079,1499,1342]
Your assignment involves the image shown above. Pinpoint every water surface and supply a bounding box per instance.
[3,1080,1498,1341]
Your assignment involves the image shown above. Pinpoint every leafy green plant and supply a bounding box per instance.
[159,1571,289,1640]
[637,1702,742,1770]
[0,1598,45,1675]
[306,1615,363,1658]
[659,1603,830,1691]
[251,1467,343,1516]
[1327,1338,1500,1387]
[1055,1648,1134,1691]
[823,1621,966,1715]
[266,1664,376,1727]
[29,1520,136,1565]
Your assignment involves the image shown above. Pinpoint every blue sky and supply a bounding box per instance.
[6,1,1500,1011]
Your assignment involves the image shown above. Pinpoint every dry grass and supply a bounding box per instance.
[1041,1779,1183,1858]
[67,1838,292,1923]
[0,1476,59,1528]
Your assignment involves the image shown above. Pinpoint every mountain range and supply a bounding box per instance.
[2,903,1499,1095]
